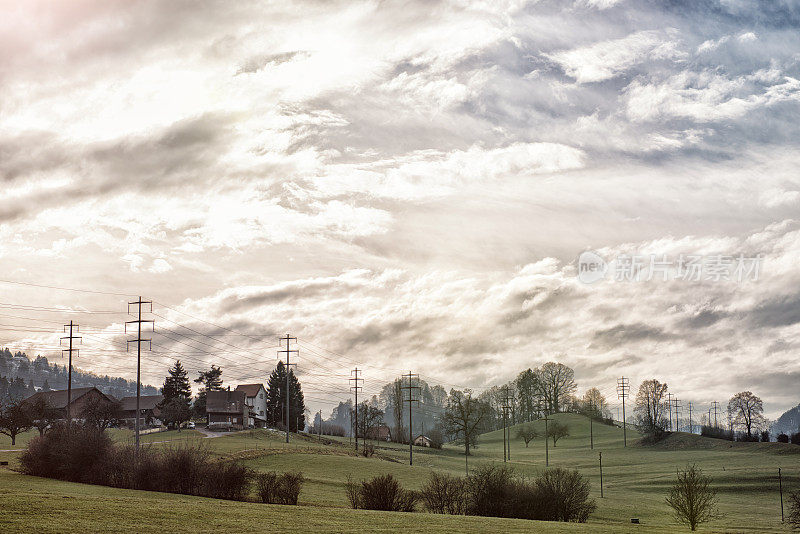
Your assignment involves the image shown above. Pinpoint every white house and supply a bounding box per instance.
[235,383,268,428]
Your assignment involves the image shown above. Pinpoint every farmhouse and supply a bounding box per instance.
[234,384,267,428]
[413,434,432,447]
[119,394,163,427]
[367,424,392,441]
[206,389,248,430]
[22,387,117,420]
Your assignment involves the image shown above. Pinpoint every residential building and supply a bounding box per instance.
[367,424,393,442]
[413,434,432,447]
[119,394,164,428]
[235,384,267,428]
[206,389,248,431]
[22,387,116,420]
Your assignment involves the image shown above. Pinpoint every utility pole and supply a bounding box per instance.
[60,321,81,425]
[673,398,681,432]
[350,368,363,452]
[318,409,322,442]
[688,402,693,434]
[666,393,674,431]
[779,468,784,523]
[278,334,298,444]
[126,297,153,452]
[590,399,594,450]
[502,388,514,462]
[599,451,604,498]
[401,372,420,466]
[617,377,629,447]
[540,404,551,467]
[711,401,720,429]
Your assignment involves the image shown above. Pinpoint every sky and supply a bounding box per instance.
[1,0,799,419]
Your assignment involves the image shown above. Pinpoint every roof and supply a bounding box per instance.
[235,384,266,398]
[23,387,110,409]
[206,390,247,414]
[119,395,164,411]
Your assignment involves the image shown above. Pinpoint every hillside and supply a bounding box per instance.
[2,413,798,532]
[0,348,157,401]
[771,404,800,436]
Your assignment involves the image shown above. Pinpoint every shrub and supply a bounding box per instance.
[420,472,467,514]
[360,443,375,457]
[20,422,113,484]
[788,490,800,530]
[256,471,304,505]
[760,431,770,442]
[465,465,519,518]
[345,475,361,509]
[256,472,279,504]
[428,428,444,449]
[791,432,800,445]
[204,460,253,501]
[346,474,417,512]
[535,468,597,522]
[666,464,719,531]
[778,433,789,443]
[701,426,733,441]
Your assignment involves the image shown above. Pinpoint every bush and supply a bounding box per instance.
[789,490,800,530]
[360,443,375,457]
[778,433,789,443]
[256,471,304,505]
[20,422,113,484]
[465,465,520,518]
[760,431,770,442]
[666,464,718,531]
[791,433,800,445]
[535,468,597,522]
[346,474,417,512]
[420,472,467,514]
[700,426,733,441]
[428,428,444,449]
[20,425,255,502]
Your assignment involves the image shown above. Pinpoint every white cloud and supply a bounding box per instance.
[548,30,685,83]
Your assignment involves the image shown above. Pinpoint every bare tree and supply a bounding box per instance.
[80,396,123,432]
[442,389,490,456]
[537,362,576,413]
[666,465,719,531]
[392,378,405,443]
[515,422,538,447]
[582,387,606,419]
[727,391,765,439]
[27,397,60,436]
[353,402,385,441]
[547,421,569,447]
[634,379,669,438]
[0,401,32,446]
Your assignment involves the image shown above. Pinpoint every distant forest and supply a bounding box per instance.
[0,347,157,403]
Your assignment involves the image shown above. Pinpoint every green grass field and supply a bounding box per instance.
[1,414,798,533]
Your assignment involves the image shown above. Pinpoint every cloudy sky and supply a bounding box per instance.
[2,0,799,419]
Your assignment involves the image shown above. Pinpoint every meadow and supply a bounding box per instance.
[1,413,798,533]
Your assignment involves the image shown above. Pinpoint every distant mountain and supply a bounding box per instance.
[0,347,157,402]
[770,404,800,436]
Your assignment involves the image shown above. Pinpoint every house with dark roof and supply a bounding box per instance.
[22,387,115,420]
[206,389,248,431]
[367,424,393,442]
[413,434,432,447]
[235,384,267,428]
[119,394,164,427]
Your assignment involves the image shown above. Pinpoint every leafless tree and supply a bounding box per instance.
[582,387,607,419]
[443,389,490,456]
[537,362,577,413]
[547,421,569,447]
[27,397,60,436]
[515,422,538,447]
[634,379,669,438]
[80,396,123,432]
[727,391,765,439]
[665,465,719,531]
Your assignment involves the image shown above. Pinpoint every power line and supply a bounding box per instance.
[126,296,154,451]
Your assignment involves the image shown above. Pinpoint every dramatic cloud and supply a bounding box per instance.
[2,0,800,418]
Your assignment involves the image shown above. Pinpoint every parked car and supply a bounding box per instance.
[187,421,195,429]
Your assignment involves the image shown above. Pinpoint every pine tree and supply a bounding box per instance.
[161,360,191,403]
[193,365,223,419]
[266,361,306,432]
[41,379,51,392]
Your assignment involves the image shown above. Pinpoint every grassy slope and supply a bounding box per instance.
[1,414,798,533]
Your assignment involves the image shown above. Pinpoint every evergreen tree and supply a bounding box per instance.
[193,365,223,419]
[265,361,306,432]
[41,379,51,392]
[159,360,192,429]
